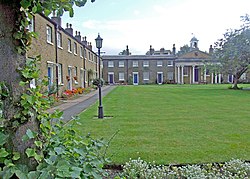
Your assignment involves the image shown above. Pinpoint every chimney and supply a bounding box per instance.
[172,44,176,55]
[209,45,213,54]
[88,42,92,50]
[126,45,130,55]
[82,36,87,46]
[51,11,62,26]
[75,31,81,41]
[65,23,73,35]
[160,48,165,54]
[149,45,154,55]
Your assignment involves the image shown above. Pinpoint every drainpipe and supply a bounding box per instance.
[54,24,59,98]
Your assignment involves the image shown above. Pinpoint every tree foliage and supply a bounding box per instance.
[0,0,109,178]
[177,44,190,56]
[213,14,250,89]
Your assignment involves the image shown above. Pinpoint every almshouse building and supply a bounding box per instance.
[103,37,250,85]
[27,13,101,95]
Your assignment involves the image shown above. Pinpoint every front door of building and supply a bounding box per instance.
[157,72,163,84]
[108,73,114,84]
[68,67,72,90]
[133,72,139,85]
[194,67,199,82]
[48,66,53,91]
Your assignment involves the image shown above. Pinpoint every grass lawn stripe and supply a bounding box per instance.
[73,84,250,165]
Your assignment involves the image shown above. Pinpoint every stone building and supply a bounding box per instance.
[102,46,176,85]
[102,37,249,85]
[27,13,100,95]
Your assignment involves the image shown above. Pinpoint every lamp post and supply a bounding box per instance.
[95,33,104,118]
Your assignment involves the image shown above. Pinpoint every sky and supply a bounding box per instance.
[61,0,250,55]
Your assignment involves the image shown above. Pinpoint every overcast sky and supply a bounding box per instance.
[61,0,250,55]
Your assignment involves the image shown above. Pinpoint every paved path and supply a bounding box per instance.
[48,85,116,122]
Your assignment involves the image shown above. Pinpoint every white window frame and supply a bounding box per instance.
[133,60,138,67]
[46,25,53,44]
[57,32,62,48]
[27,16,34,32]
[157,60,163,67]
[143,61,149,67]
[143,72,149,80]
[167,60,173,66]
[68,39,72,52]
[80,46,83,58]
[119,72,125,81]
[58,63,63,85]
[108,61,114,67]
[118,61,124,67]
[167,71,174,80]
[73,42,77,55]
[183,66,188,76]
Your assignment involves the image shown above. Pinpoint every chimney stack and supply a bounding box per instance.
[75,31,81,41]
[65,23,73,35]
[149,45,154,55]
[88,42,92,50]
[172,44,176,55]
[82,36,87,46]
[51,11,62,26]
[126,45,130,55]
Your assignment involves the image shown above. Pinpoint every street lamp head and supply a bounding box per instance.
[95,33,103,49]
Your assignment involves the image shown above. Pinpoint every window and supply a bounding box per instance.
[143,72,149,80]
[57,32,62,48]
[84,48,87,58]
[30,79,36,88]
[67,39,72,52]
[73,42,77,54]
[183,66,188,76]
[119,72,124,81]
[119,61,124,67]
[74,67,78,83]
[58,63,63,84]
[88,52,91,60]
[167,72,173,80]
[133,61,138,67]
[108,61,114,67]
[206,69,210,76]
[46,25,52,43]
[167,60,173,66]
[80,46,83,57]
[27,16,34,32]
[143,61,149,67]
[157,60,163,67]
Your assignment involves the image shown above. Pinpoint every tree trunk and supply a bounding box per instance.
[232,76,239,89]
[0,2,39,170]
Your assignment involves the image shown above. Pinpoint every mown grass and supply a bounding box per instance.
[73,84,250,165]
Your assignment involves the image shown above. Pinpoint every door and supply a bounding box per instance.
[68,67,72,90]
[194,66,199,82]
[48,66,53,91]
[133,72,139,85]
[157,72,163,84]
[108,73,114,84]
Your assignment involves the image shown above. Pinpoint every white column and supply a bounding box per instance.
[204,68,206,82]
[218,74,221,83]
[211,73,214,84]
[215,74,218,84]
[177,66,180,84]
[181,66,184,84]
[192,65,195,84]
[190,67,192,84]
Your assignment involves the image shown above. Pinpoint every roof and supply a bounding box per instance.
[102,55,176,60]
[190,36,198,42]
[178,50,210,59]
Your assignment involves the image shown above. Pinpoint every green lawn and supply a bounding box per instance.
[73,84,250,165]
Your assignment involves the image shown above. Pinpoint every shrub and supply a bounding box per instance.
[118,158,250,179]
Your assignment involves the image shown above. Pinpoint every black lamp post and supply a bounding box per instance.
[95,33,104,118]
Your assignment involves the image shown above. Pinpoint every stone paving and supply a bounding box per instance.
[48,85,116,122]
